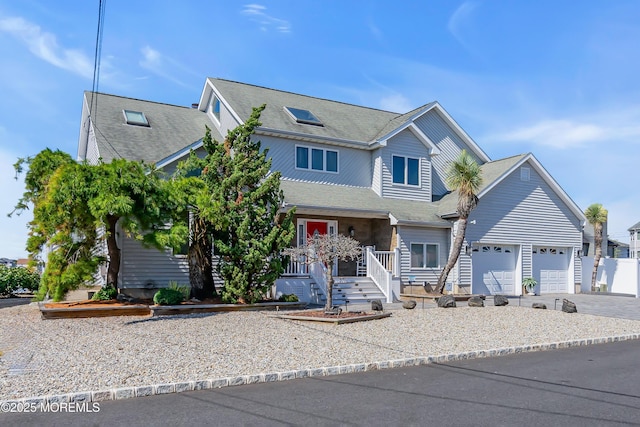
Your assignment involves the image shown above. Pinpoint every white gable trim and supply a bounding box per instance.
[419,103,490,163]
[199,79,244,124]
[379,122,441,155]
[478,153,586,222]
[156,139,203,170]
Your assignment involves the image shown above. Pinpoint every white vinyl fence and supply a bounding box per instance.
[580,257,640,297]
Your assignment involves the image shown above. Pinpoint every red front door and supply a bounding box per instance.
[306,221,328,238]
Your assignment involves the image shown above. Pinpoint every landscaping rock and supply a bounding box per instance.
[494,295,509,306]
[437,295,456,308]
[532,302,547,309]
[371,299,383,311]
[562,298,577,313]
[402,300,417,310]
[467,296,484,307]
[324,306,342,316]
[116,294,139,303]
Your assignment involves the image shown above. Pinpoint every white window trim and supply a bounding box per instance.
[209,95,221,124]
[392,155,421,187]
[410,242,439,269]
[295,144,339,174]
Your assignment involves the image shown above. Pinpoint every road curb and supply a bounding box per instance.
[3,333,640,406]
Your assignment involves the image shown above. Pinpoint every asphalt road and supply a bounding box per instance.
[3,339,640,427]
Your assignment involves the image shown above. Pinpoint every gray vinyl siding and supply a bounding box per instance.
[261,135,371,186]
[379,129,432,201]
[414,110,485,197]
[457,253,472,287]
[209,92,240,137]
[465,164,582,248]
[397,226,449,286]
[120,236,189,288]
[85,130,101,165]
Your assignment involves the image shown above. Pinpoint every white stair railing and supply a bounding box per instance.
[308,261,328,303]
[367,248,394,303]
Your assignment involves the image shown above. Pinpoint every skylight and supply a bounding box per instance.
[284,106,323,126]
[123,110,150,127]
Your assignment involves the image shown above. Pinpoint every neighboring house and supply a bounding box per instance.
[0,258,16,268]
[608,239,629,259]
[582,222,609,258]
[77,78,586,302]
[630,221,640,259]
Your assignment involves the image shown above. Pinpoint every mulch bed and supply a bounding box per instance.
[274,310,393,324]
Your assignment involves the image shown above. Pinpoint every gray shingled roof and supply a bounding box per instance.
[629,221,640,231]
[280,179,449,226]
[209,78,417,144]
[86,92,217,164]
[437,154,528,216]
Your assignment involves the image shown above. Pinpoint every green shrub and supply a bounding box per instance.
[168,281,190,301]
[278,293,299,302]
[153,288,185,305]
[0,265,41,296]
[91,286,117,301]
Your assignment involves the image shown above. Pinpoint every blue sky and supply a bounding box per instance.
[1,0,639,258]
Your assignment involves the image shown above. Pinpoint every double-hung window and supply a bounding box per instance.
[410,243,439,268]
[392,155,419,186]
[296,146,338,173]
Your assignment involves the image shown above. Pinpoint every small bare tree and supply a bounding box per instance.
[283,234,361,312]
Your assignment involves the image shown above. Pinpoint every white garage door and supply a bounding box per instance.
[472,245,517,295]
[533,247,569,294]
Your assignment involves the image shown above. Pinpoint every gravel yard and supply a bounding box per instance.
[2,302,640,401]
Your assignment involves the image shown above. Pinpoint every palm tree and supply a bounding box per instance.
[436,150,483,294]
[585,203,608,291]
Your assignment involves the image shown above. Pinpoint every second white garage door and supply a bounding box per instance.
[472,245,517,295]
[533,247,570,294]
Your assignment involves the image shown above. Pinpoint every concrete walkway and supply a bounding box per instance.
[500,293,640,320]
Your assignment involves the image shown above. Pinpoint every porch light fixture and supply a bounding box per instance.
[348,226,355,237]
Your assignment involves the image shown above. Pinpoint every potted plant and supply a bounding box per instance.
[522,277,537,295]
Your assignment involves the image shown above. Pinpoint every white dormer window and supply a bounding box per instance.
[520,167,530,181]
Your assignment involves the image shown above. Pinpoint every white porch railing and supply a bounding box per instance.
[372,248,400,276]
[367,247,395,303]
[283,257,308,276]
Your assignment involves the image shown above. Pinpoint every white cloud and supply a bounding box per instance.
[447,1,479,53]
[139,45,198,88]
[378,93,413,113]
[241,4,291,33]
[491,115,640,149]
[0,16,93,79]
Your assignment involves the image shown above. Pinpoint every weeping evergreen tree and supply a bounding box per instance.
[13,151,175,301]
[198,105,295,303]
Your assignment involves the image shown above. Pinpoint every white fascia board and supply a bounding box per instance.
[256,128,374,150]
[376,122,440,155]
[201,79,244,124]
[155,139,204,170]
[77,94,91,161]
[478,153,586,222]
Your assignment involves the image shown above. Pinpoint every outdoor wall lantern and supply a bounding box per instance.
[348,226,355,237]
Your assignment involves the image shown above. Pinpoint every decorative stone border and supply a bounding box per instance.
[3,333,639,407]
